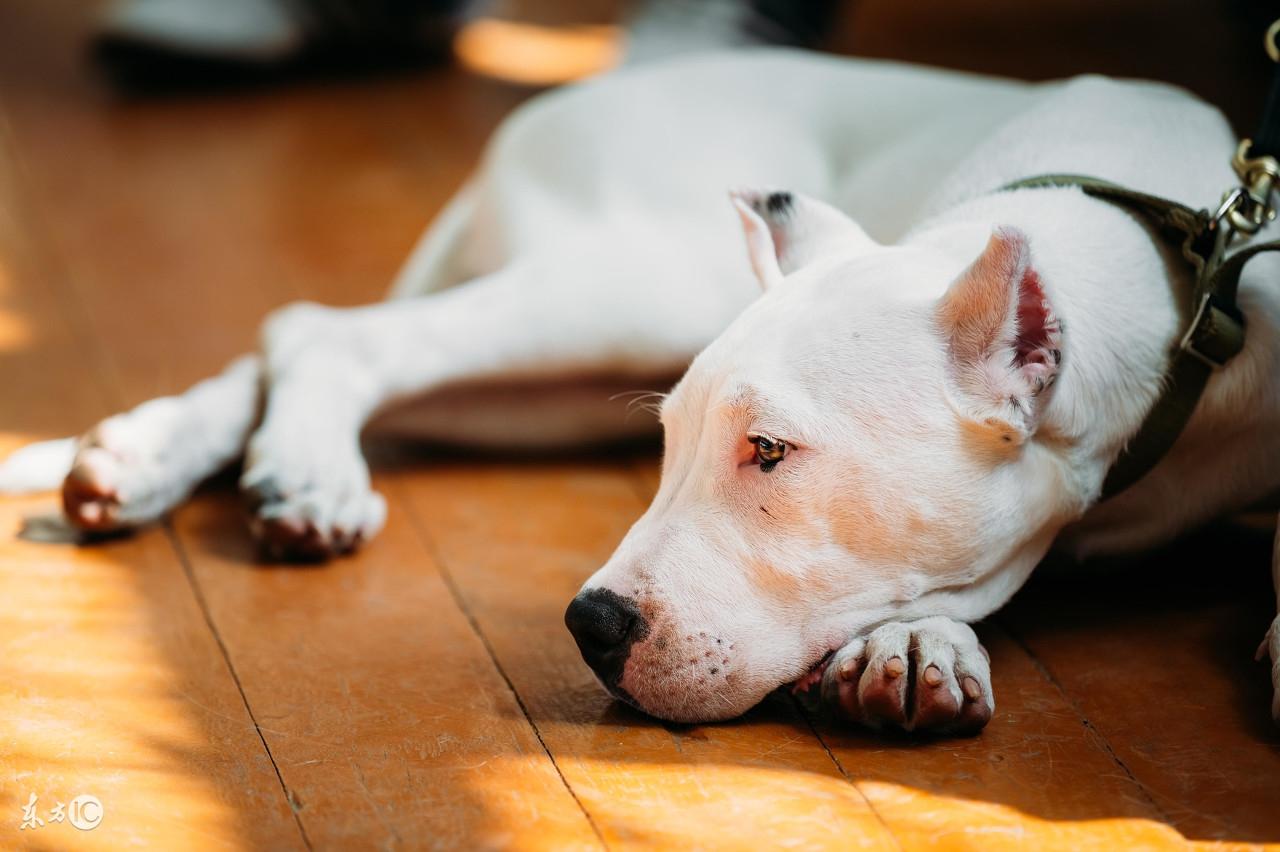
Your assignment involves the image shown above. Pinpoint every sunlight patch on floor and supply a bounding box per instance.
[0,501,263,850]
[473,757,1203,850]
[454,18,622,86]
[0,431,39,458]
[0,305,33,352]
[858,779,1194,850]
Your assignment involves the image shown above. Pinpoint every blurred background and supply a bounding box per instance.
[1,0,1277,406]
[7,1,1276,113]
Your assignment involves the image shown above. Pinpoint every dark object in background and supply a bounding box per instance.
[744,0,842,47]
[623,0,842,62]
[94,0,470,91]
[93,0,845,92]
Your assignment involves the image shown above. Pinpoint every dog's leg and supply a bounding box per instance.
[818,617,995,735]
[59,355,263,531]
[245,251,740,559]
[1258,519,1280,723]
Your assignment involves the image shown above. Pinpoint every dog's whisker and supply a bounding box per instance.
[611,389,669,422]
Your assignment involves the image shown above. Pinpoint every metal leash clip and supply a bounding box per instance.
[1219,139,1280,237]
[1217,19,1280,238]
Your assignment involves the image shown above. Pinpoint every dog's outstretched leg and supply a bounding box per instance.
[244,248,745,560]
[58,356,262,532]
[1258,518,1280,723]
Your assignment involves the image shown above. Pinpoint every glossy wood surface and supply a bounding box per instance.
[1,1,1278,848]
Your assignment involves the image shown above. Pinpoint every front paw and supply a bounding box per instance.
[820,617,994,735]
[62,401,192,532]
[241,430,385,562]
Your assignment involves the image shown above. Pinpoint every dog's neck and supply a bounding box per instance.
[915,187,1191,510]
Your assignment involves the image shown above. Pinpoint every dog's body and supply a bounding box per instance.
[4,50,1280,730]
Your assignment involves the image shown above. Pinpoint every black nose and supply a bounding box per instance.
[564,588,647,685]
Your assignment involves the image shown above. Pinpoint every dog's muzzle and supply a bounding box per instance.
[564,588,647,690]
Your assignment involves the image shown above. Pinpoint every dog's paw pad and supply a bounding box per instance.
[59,402,202,533]
[856,655,909,727]
[822,618,993,736]
[252,515,364,563]
[242,463,385,562]
[913,663,963,729]
[62,446,124,532]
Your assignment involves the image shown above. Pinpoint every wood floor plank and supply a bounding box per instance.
[812,628,1189,850]
[1000,528,1280,843]
[395,461,901,849]
[0,500,306,851]
[0,111,301,851]
[169,487,602,849]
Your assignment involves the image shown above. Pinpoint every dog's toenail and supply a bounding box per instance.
[884,657,905,679]
[923,665,943,686]
[838,659,858,681]
[962,676,982,701]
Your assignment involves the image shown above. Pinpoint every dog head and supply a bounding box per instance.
[567,190,1080,722]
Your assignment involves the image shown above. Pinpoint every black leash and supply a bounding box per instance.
[1248,21,1280,160]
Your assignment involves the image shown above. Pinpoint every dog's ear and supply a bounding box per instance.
[730,189,875,290]
[936,227,1062,444]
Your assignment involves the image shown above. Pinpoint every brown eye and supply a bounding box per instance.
[747,431,788,472]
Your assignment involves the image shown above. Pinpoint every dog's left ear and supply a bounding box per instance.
[936,227,1062,443]
[731,189,875,290]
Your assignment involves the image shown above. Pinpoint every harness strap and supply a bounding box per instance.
[1000,174,1280,500]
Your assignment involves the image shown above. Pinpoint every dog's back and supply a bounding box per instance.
[399,51,1238,302]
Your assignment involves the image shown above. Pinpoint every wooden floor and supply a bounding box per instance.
[2,2,1280,849]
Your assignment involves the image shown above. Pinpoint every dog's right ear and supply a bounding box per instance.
[935,227,1062,445]
[730,189,875,290]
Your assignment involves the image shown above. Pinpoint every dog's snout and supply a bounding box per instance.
[564,588,646,684]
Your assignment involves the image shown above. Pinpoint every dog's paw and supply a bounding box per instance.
[1256,615,1280,723]
[820,617,993,735]
[62,400,201,533]
[241,427,385,562]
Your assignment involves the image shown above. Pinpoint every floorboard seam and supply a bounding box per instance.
[792,698,905,852]
[997,621,1175,826]
[393,479,610,850]
[164,523,315,851]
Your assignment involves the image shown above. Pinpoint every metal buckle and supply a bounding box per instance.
[1221,139,1280,238]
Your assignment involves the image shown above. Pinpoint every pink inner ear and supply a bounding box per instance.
[1013,267,1053,367]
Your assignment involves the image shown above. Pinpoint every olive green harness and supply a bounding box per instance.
[986,20,1280,500]
[998,173,1280,499]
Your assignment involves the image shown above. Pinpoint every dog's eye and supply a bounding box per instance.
[747,431,788,472]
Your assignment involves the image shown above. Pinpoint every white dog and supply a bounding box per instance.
[4,50,1279,733]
